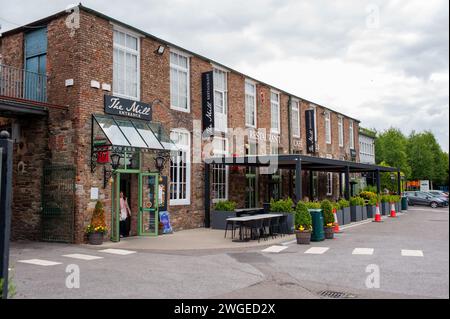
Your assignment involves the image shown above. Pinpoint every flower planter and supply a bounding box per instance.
[350,206,363,222]
[362,206,368,220]
[381,202,389,215]
[211,211,237,230]
[295,230,311,245]
[366,205,376,219]
[88,232,104,245]
[336,209,343,226]
[324,227,334,239]
[342,207,351,225]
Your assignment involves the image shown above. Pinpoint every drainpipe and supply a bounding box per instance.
[287,96,293,198]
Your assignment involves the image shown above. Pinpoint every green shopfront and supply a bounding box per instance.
[91,96,177,242]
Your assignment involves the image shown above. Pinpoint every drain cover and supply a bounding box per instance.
[318,290,356,299]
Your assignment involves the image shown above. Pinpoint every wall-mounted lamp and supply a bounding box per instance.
[103,152,122,188]
[154,153,166,172]
[155,45,165,55]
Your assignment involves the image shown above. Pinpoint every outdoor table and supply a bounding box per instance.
[235,208,264,217]
[226,214,283,242]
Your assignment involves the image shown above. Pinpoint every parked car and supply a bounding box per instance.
[428,190,449,198]
[426,191,449,205]
[404,191,448,208]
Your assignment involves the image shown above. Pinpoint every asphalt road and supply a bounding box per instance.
[7,206,449,299]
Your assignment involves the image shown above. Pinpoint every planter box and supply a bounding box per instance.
[395,202,401,213]
[366,205,376,219]
[362,206,368,220]
[350,206,363,222]
[211,211,237,230]
[336,209,344,226]
[342,207,351,225]
[381,202,389,215]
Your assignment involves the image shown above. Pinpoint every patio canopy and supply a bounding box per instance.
[203,154,400,228]
[92,114,178,152]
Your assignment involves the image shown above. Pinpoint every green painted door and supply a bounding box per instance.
[138,173,159,236]
[111,172,121,242]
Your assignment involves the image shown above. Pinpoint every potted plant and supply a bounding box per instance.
[211,200,237,230]
[338,199,350,225]
[294,201,312,245]
[392,195,401,213]
[350,196,364,222]
[360,191,378,219]
[86,201,108,245]
[380,195,390,215]
[270,198,295,234]
[321,200,335,239]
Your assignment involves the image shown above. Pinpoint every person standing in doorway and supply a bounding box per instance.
[119,191,131,238]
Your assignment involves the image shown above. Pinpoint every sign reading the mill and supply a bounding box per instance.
[201,71,215,137]
[305,109,316,154]
[104,95,152,121]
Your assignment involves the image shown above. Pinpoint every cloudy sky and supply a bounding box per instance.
[1,0,448,151]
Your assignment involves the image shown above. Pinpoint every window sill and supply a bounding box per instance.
[170,106,191,113]
[112,92,140,101]
[169,199,191,206]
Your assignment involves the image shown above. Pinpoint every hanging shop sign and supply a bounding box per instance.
[248,129,281,144]
[104,95,152,121]
[201,71,215,137]
[305,109,316,154]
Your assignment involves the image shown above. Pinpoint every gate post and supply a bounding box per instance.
[0,131,13,299]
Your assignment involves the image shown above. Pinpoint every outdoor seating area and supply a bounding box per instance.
[224,213,289,242]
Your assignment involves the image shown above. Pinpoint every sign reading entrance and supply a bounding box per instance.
[305,109,316,154]
[104,95,152,121]
[201,71,215,137]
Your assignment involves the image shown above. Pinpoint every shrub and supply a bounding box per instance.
[359,191,377,200]
[350,196,365,207]
[321,200,334,227]
[270,198,294,213]
[363,185,378,193]
[214,200,237,211]
[368,197,378,206]
[338,199,350,209]
[380,194,391,203]
[305,202,321,210]
[0,276,16,298]
[389,195,401,203]
[332,202,340,211]
[86,201,107,234]
[295,201,312,231]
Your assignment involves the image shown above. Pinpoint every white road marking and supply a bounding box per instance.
[63,254,103,261]
[262,245,288,253]
[401,250,424,257]
[17,259,62,266]
[352,248,374,255]
[304,247,329,255]
[281,240,297,246]
[98,248,136,255]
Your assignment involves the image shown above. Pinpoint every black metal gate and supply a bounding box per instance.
[41,165,75,243]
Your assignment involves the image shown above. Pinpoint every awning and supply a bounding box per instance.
[92,114,178,152]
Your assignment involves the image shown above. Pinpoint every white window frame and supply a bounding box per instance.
[170,49,191,113]
[113,27,140,100]
[349,120,355,150]
[338,116,344,147]
[169,129,191,206]
[310,104,318,142]
[213,68,228,133]
[212,137,229,203]
[326,154,333,196]
[270,90,280,134]
[291,99,300,138]
[325,111,331,144]
[245,80,257,128]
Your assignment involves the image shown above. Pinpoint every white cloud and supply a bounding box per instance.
[0,0,448,151]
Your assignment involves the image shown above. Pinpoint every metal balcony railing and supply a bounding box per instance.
[0,64,47,103]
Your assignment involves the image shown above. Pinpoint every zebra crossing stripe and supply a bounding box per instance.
[262,245,288,253]
[401,250,424,257]
[98,248,136,255]
[352,248,374,255]
[304,247,329,254]
[63,254,103,261]
[17,259,62,266]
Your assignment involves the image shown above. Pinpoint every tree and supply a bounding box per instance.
[375,128,411,178]
[406,131,448,186]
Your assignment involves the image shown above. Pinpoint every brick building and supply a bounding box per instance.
[0,5,362,243]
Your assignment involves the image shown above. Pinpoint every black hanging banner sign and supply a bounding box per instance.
[104,95,152,121]
[305,109,316,154]
[201,71,215,137]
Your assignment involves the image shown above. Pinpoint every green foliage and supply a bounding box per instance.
[270,198,294,213]
[214,200,237,211]
[332,202,341,211]
[321,200,334,226]
[375,128,411,178]
[304,202,321,209]
[359,191,377,200]
[0,277,16,298]
[363,185,378,194]
[389,195,401,203]
[380,194,391,203]
[350,196,365,207]
[368,197,378,206]
[295,201,312,231]
[338,199,350,209]
[86,201,107,234]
